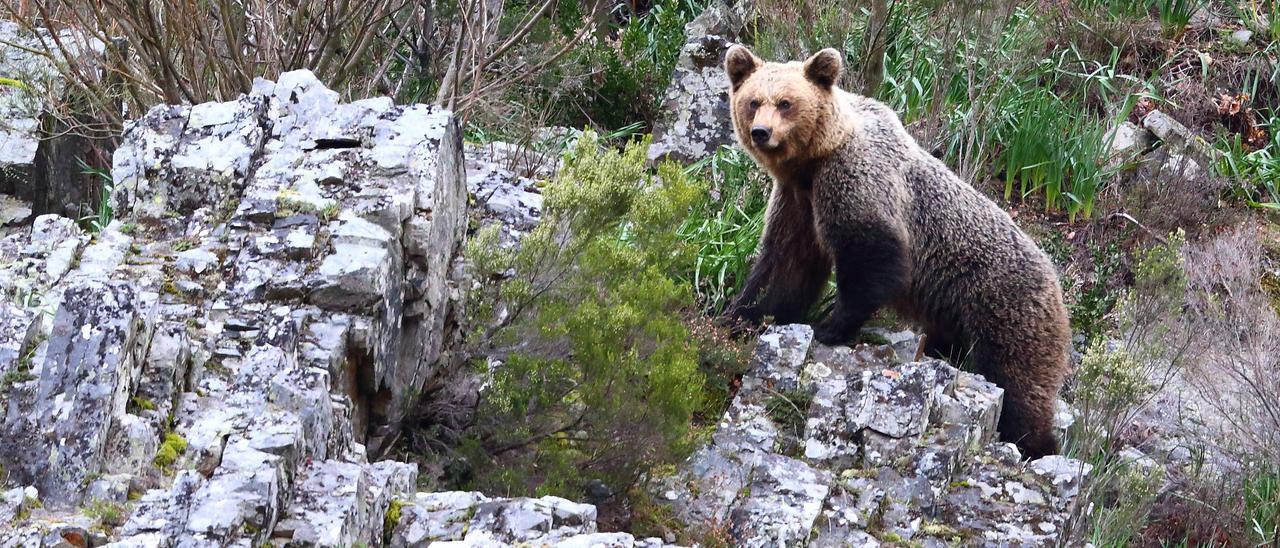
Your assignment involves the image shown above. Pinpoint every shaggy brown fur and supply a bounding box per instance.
[722,45,1071,459]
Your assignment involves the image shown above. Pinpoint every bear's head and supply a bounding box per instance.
[725,45,850,170]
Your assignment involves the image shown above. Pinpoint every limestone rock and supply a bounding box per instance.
[0,70,467,545]
[1141,110,1216,174]
[1228,29,1253,47]
[1,281,147,507]
[728,454,832,546]
[465,143,545,236]
[389,491,674,547]
[654,325,1090,546]
[1105,121,1155,170]
[647,0,753,164]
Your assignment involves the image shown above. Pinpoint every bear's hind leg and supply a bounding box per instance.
[972,341,1062,459]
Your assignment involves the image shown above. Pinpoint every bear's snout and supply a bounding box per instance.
[750,126,771,145]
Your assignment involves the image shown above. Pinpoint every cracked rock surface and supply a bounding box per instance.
[0,70,466,546]
[652,324,1092,547]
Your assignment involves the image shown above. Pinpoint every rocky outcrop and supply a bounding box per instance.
[647,0,753,164]
[0,70,466,545]
[652,324,1092,546]
[1107,109,1218,180]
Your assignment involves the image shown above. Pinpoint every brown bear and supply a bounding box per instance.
[721,44,1071,459]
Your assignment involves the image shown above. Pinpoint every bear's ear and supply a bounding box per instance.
[803,48,843,89]
[725,44,760,91]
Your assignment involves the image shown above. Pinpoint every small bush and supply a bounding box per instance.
[686,315,754,423]
[765,389,813,441]
[1181,226,1280,465]
[1063,231,1193,542]
[458,131,707,500]
[1079,455,1164,546]
[1070,242,1127,344]
[85,499,126,527]
[588,0,708,129]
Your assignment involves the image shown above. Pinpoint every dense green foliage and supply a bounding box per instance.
[458,131,709,497]
[496,0,709,135]
[588,0,709,129]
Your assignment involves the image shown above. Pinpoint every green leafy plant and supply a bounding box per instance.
[1155,0,1204,38]
[85,499,127,527]
[459,131,706,499]
[77,158,114,233]
[1245,467,1280,545]
[1216,110,1280,209]
[1070,242,1126,344]
[764,388,813,441]
[570,0,709,130]
[677,145,770,313]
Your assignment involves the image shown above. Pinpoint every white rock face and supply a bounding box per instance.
[389,492,672,547]
[653,325,1092,546]
[0,70,467,546]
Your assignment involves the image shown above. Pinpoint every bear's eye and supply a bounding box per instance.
[749,99,761,110]
[778,100,792,111]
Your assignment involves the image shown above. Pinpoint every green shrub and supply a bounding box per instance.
[85,499,126,527]
[686,315,754,423]
[1073,341,1149,426]
[1070,242,1126,344]
[460,131,706,499]
[527,0,707,132]
[1063,231,1197,542]
[1078,455,1164,545]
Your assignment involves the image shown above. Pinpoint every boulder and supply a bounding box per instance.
[647,0,754,164]
[655,325,1091,545]
[1141,110,1216,175]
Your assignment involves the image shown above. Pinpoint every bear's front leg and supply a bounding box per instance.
[813,228,907,345]
[721,182,831,326]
